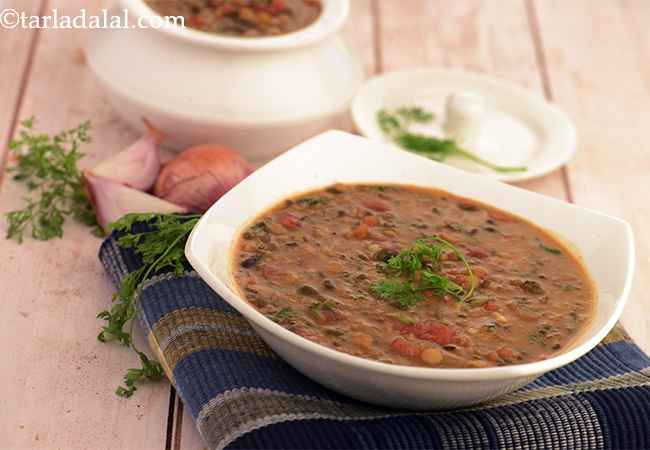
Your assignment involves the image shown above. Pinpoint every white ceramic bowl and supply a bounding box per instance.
[185,131,634,410]
[85,0,364,165]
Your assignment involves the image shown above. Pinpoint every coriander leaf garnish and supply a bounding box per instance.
[421,271,465,298]
[371,236,476,310]
[273,307,295,323]
[5,118,100,242]
[385,238,444,274]
[377,107,527,173]
[97,213,200,397]
[371,280,421,310]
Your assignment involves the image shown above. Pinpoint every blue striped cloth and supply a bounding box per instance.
[100,223,650,450]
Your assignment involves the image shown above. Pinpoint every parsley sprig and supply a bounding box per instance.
[377,106,527,173]
[371,236,476,310]
[5,118,100,242]
[97,213,200,397]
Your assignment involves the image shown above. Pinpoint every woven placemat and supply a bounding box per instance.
[100,224,650,450]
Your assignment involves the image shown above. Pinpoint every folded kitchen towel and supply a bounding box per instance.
[100,222,650,450]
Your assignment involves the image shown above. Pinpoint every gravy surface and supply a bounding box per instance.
[232,184,595,368]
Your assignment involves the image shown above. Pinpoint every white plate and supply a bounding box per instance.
[185,131,633,409]
[351,69,577,182]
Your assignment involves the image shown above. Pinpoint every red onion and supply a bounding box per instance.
[84,172,187,232]
[154,145,252,213]
[90,120,162,191]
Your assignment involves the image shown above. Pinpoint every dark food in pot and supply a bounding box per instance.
[145,0,322,37]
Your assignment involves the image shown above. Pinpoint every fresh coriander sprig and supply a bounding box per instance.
[5,118,100,242]
[377,107,527,173]
[97,213,201,397]
[377,106,434,136]
[371,236,476,310]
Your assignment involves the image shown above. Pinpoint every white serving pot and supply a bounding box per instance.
[85,0,363,165]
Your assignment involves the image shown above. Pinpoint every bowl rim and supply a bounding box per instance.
[186,130,635,382]
[350,68,578,183]
[122,0,349,52]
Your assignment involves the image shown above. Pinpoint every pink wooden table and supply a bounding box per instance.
[1,1,649,449]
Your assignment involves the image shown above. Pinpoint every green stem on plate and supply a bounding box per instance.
[452,147,528,173]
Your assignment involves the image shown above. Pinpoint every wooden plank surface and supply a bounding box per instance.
[0,0,42,177]
[0,1,171,449]
[532,0,650,353]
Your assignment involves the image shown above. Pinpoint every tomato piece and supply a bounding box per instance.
[269,0,286,14]
[352,223,369,239]
[363,215,379,226]
[497,347,515,360]
[391,337,420,357]
[484,301,499,312]
[473,266,488,279]
[427,322,454,345]
[278,212,301,230]
[401,321,455,346]
[467,248,489,258]
[362,199,390,212]
[422,290,435,299]
[220,4,235,15]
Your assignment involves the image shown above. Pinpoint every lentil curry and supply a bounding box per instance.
[145,0,322,37]
[232,184,595,368]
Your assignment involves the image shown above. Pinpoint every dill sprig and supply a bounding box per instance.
[371,236,476,310]
[5,117,100,242]
[377,107,527,173]
[97,213,201,397]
